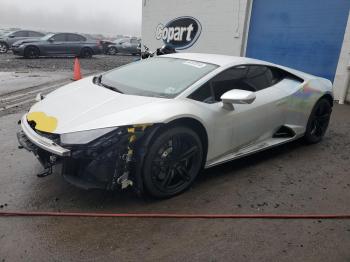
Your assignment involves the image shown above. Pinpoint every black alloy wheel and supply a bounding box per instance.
[143,126,203,198]
[80,48,93,58]
[304,98,332,144]
[107,47,118,55]
[0,42,8,53]
[24,46,39,59]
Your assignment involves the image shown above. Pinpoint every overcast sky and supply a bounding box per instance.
[0,0,142,37]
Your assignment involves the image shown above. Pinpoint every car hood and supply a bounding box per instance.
[27,76,173,134]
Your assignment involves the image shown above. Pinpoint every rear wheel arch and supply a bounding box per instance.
[320,93,333,107]
[304,97,332,144]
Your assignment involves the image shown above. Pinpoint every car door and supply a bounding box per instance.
[27,31,44,39]
[66,33,85,55]
[189,65,287,157]
[231,65,288,150]
[45,33,67,55]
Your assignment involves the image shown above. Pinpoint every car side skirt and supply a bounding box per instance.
[205,134,303,168]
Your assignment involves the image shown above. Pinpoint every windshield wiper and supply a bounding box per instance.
[93,75,123,94]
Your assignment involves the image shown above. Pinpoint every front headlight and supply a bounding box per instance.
[60,127,119,145]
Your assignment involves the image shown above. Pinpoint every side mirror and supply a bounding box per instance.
[220,89,256,110]
[8,35,15,38]
[48,38,54,42]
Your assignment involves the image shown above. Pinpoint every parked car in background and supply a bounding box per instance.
[107,38,141,56]
[0,30,45,53]
[12,33,103,58]
[100,40,114,54]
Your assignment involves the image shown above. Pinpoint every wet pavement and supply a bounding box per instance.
[0,71,72,96]
[0,54,134,115]
[0,53,136,73]
[0,103,350,261]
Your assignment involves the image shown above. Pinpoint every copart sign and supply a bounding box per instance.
[155,16,202,50]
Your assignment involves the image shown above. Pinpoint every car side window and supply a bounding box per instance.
[189,66,249,103]
[67,34,85,42]
[28,31,44,37]
[51,34,66,42]
[189,65,287,103]
[13,31,28,37]
[189,81,214,103]
[130,39,138,44]
[245,66,273,91]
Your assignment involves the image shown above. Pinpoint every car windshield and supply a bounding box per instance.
[100,57,218,98]
[40,33,54,40]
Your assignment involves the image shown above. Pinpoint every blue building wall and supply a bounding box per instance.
[246,0,350,81]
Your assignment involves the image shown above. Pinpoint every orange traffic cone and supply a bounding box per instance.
[73,57,82,81]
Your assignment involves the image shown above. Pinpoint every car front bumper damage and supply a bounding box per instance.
[17,114,157,193]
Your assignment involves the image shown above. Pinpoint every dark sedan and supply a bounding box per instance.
[12,33,103,58]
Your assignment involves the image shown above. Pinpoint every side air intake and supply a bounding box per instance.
[273,125,296,138]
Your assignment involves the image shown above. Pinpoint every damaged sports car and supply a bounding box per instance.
[17,53,333,198]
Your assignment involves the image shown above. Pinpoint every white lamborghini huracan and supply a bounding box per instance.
[17,53,333,198]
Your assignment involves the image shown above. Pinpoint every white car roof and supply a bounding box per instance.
[162,53,267,67]
[162,52,319,81]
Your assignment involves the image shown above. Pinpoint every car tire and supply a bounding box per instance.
[107,47,118,55]
[80,48,93,58]
[304,98,332,144]
[142,126,203,198]
[24,46,40,59]
[0,42,8,54]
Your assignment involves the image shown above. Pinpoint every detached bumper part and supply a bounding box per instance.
[19,115,70,157]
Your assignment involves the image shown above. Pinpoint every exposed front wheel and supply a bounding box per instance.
[304,98,332,144]
[0,42,8,53]
[142,126,203,198]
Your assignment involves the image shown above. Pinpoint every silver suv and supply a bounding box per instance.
[0,30,44,53]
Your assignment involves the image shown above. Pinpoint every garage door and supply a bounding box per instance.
[246,0,350,81]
